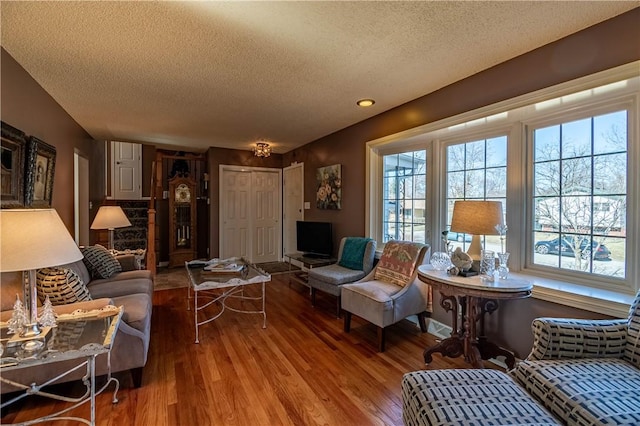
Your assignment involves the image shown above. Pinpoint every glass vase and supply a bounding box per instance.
[497,252,510,279]
[480,250,495,282]
[430,251,451,271]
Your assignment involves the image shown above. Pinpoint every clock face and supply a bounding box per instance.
[175,184,191,203]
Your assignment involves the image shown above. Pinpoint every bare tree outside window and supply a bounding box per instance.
[532,110,627,278]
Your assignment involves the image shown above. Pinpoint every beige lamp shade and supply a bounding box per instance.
[0,208,83,272]
[450,200,504,261]
[90,206,132,230]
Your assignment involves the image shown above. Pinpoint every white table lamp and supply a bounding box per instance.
[0,209,83,349]
[90,206,132,250]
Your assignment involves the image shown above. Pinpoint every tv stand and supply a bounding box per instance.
[284,253,336,288]
[302,253,331,259]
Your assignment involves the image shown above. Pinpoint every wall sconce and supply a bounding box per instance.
[254,142,272,158]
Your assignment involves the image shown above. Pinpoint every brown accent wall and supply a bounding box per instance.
[282,9,640,357]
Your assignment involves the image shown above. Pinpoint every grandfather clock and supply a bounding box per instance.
[168,175,197,267]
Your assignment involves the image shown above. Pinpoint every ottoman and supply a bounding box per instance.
[402,369,561,426]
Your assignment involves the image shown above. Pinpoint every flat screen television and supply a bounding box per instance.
[296,221,333,258]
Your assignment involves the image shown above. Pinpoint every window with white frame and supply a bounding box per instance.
[366,65,638,302]
[530,109,627,279]
[382,150,426,243]
[445,135,507,252]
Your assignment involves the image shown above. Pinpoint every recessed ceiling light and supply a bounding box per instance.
[357,99,375,107]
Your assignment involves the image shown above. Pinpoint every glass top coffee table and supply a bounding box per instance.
[185,258,271,343]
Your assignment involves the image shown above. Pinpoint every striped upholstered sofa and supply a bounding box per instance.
[512,290,640,425]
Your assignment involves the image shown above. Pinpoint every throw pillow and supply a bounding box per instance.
[374,241,425,286]
[36,267,92,305]
[338,237,373,270]
[80,244,122,279]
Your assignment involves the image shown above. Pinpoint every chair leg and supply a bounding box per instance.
[344,311,351,332]
[417,311,430,333]
[131,367,143,388]
[336,295,341,318]
[377,327,386,352]
[311,287,316,306]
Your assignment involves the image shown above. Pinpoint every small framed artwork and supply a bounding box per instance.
[316,164,342,210]
[1,121,27,208]
[25,136,56,208]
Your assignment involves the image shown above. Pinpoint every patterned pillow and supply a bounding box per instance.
[36,267,92,305]
[374,241,425,286]
[80,245,122,279]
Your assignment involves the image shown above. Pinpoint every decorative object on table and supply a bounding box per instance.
[441,230,453,254]
[24,136,56,208]
[1,121,27,208]
[497,252,510,279]
[494,223,510,279]
[449,247,473,276]
[91,205,132,251]
[429,251,451,271]
[480,250,496,282]
[0,209,83,351]
[8,295,28,335]
[450,200,503,269]
[39,296,57,328]
[316,164,341,210]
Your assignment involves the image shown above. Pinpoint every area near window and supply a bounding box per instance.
[365,62,639,317]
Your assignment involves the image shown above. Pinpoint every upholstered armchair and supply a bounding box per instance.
[308,237,376,317]
[341,240,431,352]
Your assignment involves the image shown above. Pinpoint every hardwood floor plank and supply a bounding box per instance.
[1,271,493,425]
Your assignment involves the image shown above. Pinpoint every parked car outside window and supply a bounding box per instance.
[534,236,611,261]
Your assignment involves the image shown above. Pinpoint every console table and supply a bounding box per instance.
[417,265,532,369]
[0,305,123,426]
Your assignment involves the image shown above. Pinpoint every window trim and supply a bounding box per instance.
[365,61,640,318]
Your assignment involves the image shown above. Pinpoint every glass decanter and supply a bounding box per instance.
[497,252,510,279]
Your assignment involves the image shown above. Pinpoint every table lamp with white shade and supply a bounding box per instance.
[0,209,83,350]
[450,200,504,262]
[90,205,131,251]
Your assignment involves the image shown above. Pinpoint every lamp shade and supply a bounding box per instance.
[90,206,131,230]
[0,208,83,272]
[450,200,504,235]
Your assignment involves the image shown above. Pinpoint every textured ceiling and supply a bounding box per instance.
[1,1,637,154]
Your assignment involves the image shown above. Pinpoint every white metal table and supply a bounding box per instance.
[0,305,123,425]
[185,258,271,343]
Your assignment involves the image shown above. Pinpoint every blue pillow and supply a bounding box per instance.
[338,237,373,270]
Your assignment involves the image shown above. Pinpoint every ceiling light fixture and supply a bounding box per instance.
[254,142,272,158]
[356,99,375,107]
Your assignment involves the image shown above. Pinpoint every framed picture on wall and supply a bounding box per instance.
[1,121,27,208]
[25,136,56,208]
[316,164,342,210]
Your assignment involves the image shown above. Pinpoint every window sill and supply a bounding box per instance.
[509,271,635,318]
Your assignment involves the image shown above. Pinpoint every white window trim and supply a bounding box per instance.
[365,61,640,318]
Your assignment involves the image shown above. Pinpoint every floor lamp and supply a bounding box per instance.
[0,209,83,350]
[90,205,132,251]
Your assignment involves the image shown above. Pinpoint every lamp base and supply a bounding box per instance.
[21,339,44,352]
[20,322,43,339]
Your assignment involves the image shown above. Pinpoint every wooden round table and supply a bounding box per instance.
[417,265,532,369]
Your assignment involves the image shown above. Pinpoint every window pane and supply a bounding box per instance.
[447,144,465,172]
[381,149,427,244]
[486,136,507,167]
[465,141,485,170]
[532,110,627,279]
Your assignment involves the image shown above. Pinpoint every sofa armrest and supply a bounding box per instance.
[116,254,138,271]
[527,317,628,361]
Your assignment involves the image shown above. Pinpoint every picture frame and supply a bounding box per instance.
[1,121,27,208]
[25,136,56,208]
[316,164,342,210]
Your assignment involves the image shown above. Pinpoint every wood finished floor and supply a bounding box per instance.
[2,271,485,426]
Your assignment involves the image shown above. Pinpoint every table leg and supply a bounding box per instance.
[423,294,464,364]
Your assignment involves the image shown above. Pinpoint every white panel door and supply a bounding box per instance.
[111,141,141,200]
[220,170,251,259]
[252,171,280,263]
[283,163,304,256]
